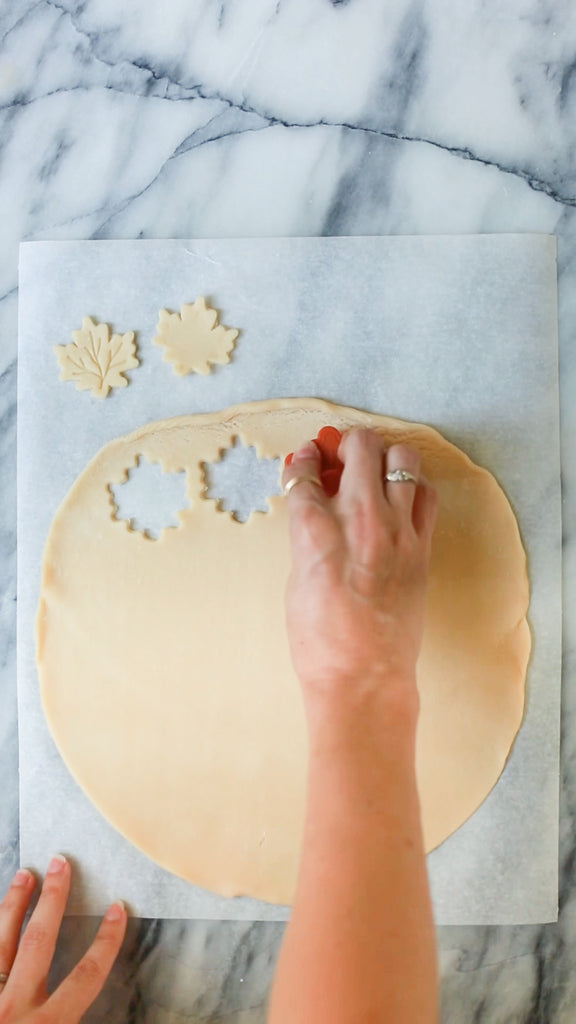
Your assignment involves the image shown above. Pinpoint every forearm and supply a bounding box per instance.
[269,685,438,1024]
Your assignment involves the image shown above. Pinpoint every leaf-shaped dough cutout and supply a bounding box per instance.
[153,297,239,376]
[55,317,139,399]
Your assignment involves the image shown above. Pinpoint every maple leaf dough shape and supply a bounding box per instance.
[55,317,139,399]
[153,297,239,376]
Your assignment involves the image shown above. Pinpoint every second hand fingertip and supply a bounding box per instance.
[47,853,68,875]
[105,900,126,922]
[12,867,35,887]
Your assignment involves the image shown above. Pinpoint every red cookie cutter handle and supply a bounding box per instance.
[285,426,344,497]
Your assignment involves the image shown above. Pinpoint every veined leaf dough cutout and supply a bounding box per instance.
[55,317,138,398]
[154,298,239,376]
[36,399,530,904]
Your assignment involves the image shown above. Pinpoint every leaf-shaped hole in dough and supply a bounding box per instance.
[109,456,189,539]
[203,438,282,523]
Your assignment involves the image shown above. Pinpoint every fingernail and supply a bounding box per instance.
[13,868,33,887]
[47,854,67,875]
[293,442,317,461]
[105,900,125,922]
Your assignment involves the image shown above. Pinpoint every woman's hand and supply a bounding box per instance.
[272,428,440,1024]
[283,428,437,721]
[0,856,126,1023]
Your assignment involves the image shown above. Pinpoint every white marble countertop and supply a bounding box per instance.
[1,1,575,1021]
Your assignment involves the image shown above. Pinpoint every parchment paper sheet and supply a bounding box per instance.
[17,236,561,924]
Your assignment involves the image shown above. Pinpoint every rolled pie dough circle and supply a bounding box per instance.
[36,398,530,904]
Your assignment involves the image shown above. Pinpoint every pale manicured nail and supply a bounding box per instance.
[47,854,67,875]
[105,901,125,922]
[13,868,33,887]
[294,442,317,460]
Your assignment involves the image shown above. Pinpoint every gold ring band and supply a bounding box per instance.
[283,475,323,497]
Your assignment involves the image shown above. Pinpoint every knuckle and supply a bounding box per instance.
[353,497,387,536]
[295,499,326,532]
[301,451,321,471]
[397,531,417,560]
[74,954,104,986]
[40,879,64,903]
[388,442,421,474]
[21,921,49,951]
[347,428,380,455]
[0,890,21,915]
[366,429,385,452]
[353,514,391,567]
[375,521,392,549]
[369,531,392,565]
[389,441,415,461]
[340,428,363,457]
[367,499,386,529]
[284,461,314,488]
[32,1009,56,1024]
[0,996,18,1024]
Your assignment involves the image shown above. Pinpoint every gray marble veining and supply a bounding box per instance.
[2,0,576,1020]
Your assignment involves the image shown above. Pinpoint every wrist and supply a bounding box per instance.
[302,678,422,837]
[304,674,419,762]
